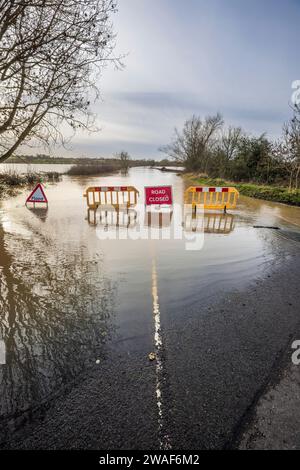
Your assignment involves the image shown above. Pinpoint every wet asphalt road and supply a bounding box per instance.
[2,229,300,450]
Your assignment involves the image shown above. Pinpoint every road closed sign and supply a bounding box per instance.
[144,186,173,206]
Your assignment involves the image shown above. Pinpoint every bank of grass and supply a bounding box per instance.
[0,170,60,199]
[187,174,300,207]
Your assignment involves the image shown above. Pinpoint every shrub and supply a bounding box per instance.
[66,162,120,176]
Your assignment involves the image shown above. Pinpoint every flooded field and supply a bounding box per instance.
[0,163,72,174]
[0,167,300,447]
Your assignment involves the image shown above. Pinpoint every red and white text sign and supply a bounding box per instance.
[144,186,173,206]
[26,183,48,204]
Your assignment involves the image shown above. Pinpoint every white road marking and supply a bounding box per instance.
[151,257,171,450]
[0,340,6,365]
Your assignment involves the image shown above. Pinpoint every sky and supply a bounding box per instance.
[54,0,300,159]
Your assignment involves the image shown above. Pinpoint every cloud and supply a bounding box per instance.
[35,0,300,158]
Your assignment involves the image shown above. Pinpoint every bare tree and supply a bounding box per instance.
[116,150,130,171]
[283,116,300,190]
[160,114,223,172]
[0,0,119,162]
[212,126,243,177]
[219,126,243,161]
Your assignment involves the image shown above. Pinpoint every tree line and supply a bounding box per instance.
[161,106,300,190]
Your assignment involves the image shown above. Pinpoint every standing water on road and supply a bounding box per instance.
[0,166,299,446]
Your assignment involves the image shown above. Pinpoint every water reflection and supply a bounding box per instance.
[87,207,138,228]
[26,207,49,222]
[86,205,233,235]
[184,213,235,234]
[86,206,174,231]
[120,168,129,177]
[144,209,173,228]
[0,223,115,444]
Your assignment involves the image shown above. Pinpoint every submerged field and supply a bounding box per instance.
[0,170,61,199]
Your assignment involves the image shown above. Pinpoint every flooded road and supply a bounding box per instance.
[0,167,300,449]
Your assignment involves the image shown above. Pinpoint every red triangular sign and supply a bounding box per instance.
[26,183,48,204]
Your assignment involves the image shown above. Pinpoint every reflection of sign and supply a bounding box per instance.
[145,186,173,206]
[144,210,173,228]
[26,183,48,204]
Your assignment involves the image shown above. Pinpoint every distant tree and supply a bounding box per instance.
[160,114,224,172]
[271,139,291,185]
[0,0,119,162]
[229,134,273,182]
[116,150,130,171]
[220,126,243,161]
[283,116,300,190]
[211,126,243,178]
[159,158,171,166]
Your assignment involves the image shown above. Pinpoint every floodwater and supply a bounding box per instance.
[0,166,299,444]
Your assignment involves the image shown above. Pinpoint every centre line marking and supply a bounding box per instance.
[151,256,171,450]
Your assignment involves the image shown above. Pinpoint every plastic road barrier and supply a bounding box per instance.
[84,186,139,209]
[184,186,239,212]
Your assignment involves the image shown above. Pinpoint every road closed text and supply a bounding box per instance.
[145,186,173,205]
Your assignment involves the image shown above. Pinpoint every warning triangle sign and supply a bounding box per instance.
[26,183,48,204]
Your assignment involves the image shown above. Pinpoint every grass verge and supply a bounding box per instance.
[187,175,300,207]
